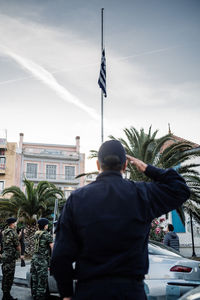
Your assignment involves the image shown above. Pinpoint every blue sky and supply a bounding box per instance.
[0,0,199,171]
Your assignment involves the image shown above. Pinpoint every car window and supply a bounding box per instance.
[148,241,183,257]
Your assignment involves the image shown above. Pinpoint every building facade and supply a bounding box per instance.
[0,137,18,197]
[16,133,85,198]
[161,134,200,256]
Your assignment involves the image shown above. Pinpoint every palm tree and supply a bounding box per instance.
[110,126,200,223]
[0,179,64,255]
[183,175,200,222]
[110,126,172,181]
[0,179,64,223]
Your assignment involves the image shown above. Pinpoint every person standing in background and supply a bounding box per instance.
[164,224,180,252]
[0,229,2,254]
[31,218,53,300]
[17,227,26,267]
[1,218,20,300]
[0,229,3,263]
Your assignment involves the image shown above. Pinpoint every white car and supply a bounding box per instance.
[146,241,200,299]
[178,285,200,300]
[26,241,200,299]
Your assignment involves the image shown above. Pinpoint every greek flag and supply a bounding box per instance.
[98,49,107,97]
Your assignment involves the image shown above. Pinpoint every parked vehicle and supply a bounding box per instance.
[26,241,200,299]
[146,241,200,299]
[178,285,200,300]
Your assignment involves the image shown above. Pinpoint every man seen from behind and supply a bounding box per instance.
[51,140,190,300]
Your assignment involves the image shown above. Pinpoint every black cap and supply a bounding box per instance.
[38,218,49,227]
[98,140,126,165]
[6,217,17,225]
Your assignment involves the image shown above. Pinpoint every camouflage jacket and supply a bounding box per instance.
[33,230,53,259]
[2,227,20,261]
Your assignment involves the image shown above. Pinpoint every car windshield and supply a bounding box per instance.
[148,240,183,258]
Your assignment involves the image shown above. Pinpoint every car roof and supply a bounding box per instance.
[149,240,184,258]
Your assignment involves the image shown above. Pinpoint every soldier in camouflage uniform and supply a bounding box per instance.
[1,217,20,300]
[31,218,53,300]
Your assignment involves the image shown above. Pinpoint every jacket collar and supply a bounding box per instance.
[96,170,122,180]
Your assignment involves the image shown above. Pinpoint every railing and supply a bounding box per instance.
[23,172,79,184]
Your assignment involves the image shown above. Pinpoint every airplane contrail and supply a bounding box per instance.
[0,62,99,85]
[0,46,179,86]
[0,46,100,121]
[0,75,33,85]
[116,46,179,61]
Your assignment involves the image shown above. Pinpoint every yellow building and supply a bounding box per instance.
[0,133,86,199]
[0,138,17,197]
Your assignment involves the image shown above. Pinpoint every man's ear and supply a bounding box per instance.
[96,160,101,171]
[122,160,128,172]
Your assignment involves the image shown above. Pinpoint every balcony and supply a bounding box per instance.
[23,172,79,185]
[23,148,79,161]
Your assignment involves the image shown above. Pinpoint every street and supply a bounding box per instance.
[0,284,32,299]
[0,262,61,299]
[0,284,61,300]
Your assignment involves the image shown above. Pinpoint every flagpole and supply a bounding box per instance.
[101,8,104,144]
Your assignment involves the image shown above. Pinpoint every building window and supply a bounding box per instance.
[65,166,75,181]
[0,150,5,155]
[0,181,4,194]
[46,165,57,180]
[0,157,6,169]
[0,157,6,163]
[26,163,37,179]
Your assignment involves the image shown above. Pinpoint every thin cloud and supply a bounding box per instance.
[0,45,178,86]
[0,75,32,85]
[0,62,99,85]
[0,46,100,121]
[118,46,179,61]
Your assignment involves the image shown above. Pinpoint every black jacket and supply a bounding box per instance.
[51,165,190,298]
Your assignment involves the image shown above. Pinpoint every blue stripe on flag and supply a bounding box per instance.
[98,49,107,97]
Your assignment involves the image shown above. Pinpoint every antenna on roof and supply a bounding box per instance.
[168,123,171,134]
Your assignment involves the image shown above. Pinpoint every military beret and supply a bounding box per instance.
[38,218,49,227]
[98,140,126,165]
[6,217,17,225]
